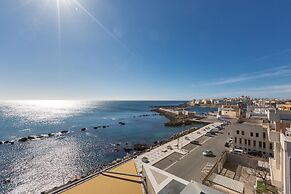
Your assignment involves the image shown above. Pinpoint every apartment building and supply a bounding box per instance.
[218,105,241,119]
[231,122,273,157]
[267,110,291,194]
[246,106,274,119]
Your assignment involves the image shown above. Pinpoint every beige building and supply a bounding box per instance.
[277,104,291,111]
[231,122,273,157]
[217,105,241,119]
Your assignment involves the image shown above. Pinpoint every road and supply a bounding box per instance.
[157,125,231,182]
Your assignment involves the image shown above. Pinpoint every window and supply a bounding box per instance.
[270,143,273,150]
[250,132,253,137]
[256,133,259,137]
[253,140,256,147]
[235,137,237,143]
[242,131,245,135]
[263,142,266,149]
[237,130,239,135]
[263,132,266,139]
[259,141,262,148]
[239,138,242,144]
[244,139,247,145]
[248,140,251,145]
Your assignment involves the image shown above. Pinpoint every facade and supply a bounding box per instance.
[267,110,291,194]
[277,104,291,111]
[217,105,241,119]
[231,123,273,157]
[246,106,274,119]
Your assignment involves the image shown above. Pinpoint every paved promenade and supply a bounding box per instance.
[134,122,223,173]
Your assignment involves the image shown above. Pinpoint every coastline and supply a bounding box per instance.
[0,101,215,193]
[47,118,222,194]
[45,108,215,193]
[45,121,211,194]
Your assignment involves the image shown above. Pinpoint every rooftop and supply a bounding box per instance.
[61,160,142,194]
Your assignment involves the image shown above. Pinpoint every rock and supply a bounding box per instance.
[118,122,125,125]
[102,126,107,128]
[37,135,44,139]
[3,178,11,184]
[133,143,148,151]
[114,148,119,152]
[48,133,54,137]
[0,141,3,145]
[93,126,101,129]
[61,130,69,134]
[115,158,122,163]
[18,137,28,142]
[124,146,132,152]
[81,128,87,131]
[10,141,14,145]
[27,136,36,140]
[4,141,10,144]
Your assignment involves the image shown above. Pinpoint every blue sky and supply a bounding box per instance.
[0,0,291,100]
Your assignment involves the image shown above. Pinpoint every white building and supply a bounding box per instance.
[142,164,223,194]
[267,110,291,194]
[246,106,275,119]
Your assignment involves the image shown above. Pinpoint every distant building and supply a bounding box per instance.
[246,106,275,119]
[217,105,241,119]
[277,104,291,111]
[201,99,211,105]
[213,99,224,105]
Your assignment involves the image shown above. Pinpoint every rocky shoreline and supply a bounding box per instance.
[152,107,204,127]
[43,123,202,194]
[0,113,161,146]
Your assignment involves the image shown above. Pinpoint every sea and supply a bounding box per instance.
[0,100,217,194]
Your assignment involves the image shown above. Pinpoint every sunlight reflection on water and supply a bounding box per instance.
[1,100,96,124]
[6,137,84,194]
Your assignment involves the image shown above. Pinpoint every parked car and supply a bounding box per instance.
[185,137,190,141]
[191,140,199,145]
[231,148,244,155]
[202,150,213,156]
[210,131,216,135]
[224,139,233,147]
[142,157,150,163]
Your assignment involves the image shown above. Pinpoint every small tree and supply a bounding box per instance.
[251,163,270,186]
[249,154,270,187]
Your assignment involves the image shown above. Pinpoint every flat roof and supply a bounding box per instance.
[61,160,142,194]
